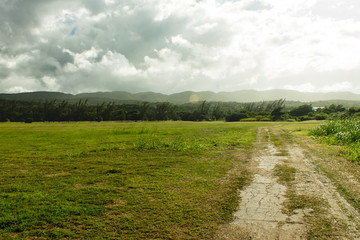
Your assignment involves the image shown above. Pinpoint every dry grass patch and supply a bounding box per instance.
[44,172,71,177]
[214,225,252,240]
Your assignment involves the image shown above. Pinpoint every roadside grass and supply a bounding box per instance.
[278,121,322,137]
[0,121,259,239]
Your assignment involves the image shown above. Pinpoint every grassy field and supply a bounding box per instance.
[0,121,264,239]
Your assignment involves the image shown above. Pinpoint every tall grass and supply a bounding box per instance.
[310,119,360,162]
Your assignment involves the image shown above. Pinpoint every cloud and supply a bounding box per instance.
[1,0,360,94]
[284,81,355,93]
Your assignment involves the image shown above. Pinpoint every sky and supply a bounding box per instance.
[1,0,360,94]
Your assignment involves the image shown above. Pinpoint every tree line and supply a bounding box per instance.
[0,98,355,123]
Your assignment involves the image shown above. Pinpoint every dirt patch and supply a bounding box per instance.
[216,128,306,239]
[44,172,71,177]
[106,199,126,208]
[285,141,360,239]
[216,126,360,239]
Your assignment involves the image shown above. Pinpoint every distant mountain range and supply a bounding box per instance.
[2,89,360,106]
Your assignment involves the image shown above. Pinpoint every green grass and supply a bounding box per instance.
[0,121,260,239]
[273,164,296,185]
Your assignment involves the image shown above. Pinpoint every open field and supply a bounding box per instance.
[1,121,360,239]
[0,121,264,239]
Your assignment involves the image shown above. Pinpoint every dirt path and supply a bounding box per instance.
[216,127,360,240]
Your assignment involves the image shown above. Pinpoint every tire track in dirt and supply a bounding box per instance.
[230,128,305,240]
[216,127,360,240]
[284,134,360,239]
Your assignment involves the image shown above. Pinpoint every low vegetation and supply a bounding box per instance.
[0,121,260,239]
[310,119,360,162]
[1,98,355,123]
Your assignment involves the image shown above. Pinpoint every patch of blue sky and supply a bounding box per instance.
[70,27,77,36]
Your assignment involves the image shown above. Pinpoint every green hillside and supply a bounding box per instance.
[2,89,360,106]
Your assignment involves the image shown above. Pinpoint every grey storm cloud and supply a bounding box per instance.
[1,0,360,94]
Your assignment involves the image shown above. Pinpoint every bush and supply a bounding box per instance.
[290,104,313,117]
[259,117,271,121]
[225,113,247,122]
[311,119,360,162]
[299,115,314,121]
[240,118,257,122]
[310,119,360,145]
[315,114,327,120]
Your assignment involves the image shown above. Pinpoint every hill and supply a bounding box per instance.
[2,89,360,106]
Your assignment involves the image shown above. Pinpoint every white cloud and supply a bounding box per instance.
[6,86,32,93]
[64,47,101,71]
[0,54,32,69]
[144,48,188,75]
[100,51,138,76]
[284,81,359,93]
[3,74,41,93]
[319,81,354,93]
[171,35,192,48]
[284,83,316,92]
[41,76,60,90]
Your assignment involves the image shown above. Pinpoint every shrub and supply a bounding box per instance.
[310,119,360,162]
[259,117,271,121]
[299,115,314,121]
[290,104,313,117]
[240,118,257,122]
[315,114,327,120]
[310,119,360,145]
[225,113,247,122]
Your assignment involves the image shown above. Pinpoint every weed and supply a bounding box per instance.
[273,164,296,185]
[274,150,289,156]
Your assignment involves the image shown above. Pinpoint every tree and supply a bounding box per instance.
[139,102,150,121]
[271,106,285,121]
[212,103,223,120]
[290,104,313,117]
[155,102,177,120]
[225,112,247,122]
